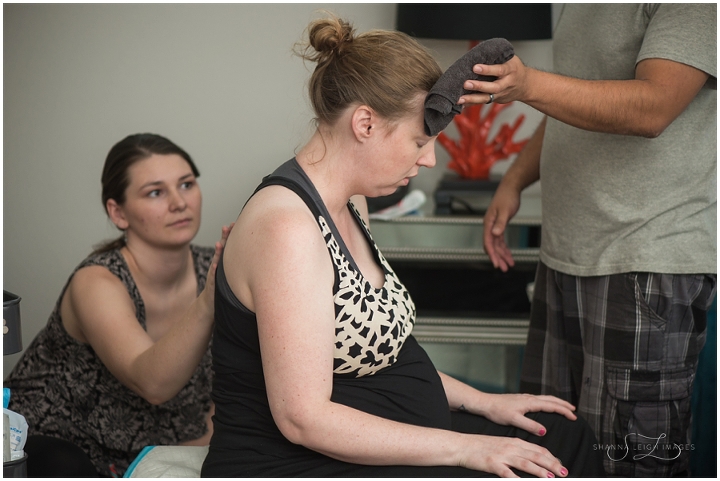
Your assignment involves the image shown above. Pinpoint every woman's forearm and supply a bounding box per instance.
[281,396,467,467]
[438,371,493,414]
[129,296,214,404]
[126,233,227,404]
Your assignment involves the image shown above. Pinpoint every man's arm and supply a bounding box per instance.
[483,118,545,272]
[460,57,709,138]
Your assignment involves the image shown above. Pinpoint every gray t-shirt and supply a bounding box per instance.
[540,3,716,276]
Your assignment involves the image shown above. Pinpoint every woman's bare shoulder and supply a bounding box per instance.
[61,263,136,342]
[235,185,320,244]
[69,263,128,295]
[223,184,333,311]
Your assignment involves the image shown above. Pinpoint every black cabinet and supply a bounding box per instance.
[370,215,540,393]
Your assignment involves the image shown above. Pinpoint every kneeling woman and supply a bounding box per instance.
[5,134,230,477]
[202,17,605,478]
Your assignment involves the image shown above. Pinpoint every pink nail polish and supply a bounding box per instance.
[560,468,568,476]
[538,429,546,436]
[547,473,555,478]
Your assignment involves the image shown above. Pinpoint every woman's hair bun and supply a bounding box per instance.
[306,16,354,61]
[297,12,442,125]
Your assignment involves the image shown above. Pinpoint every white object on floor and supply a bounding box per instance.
[124,445,208,478]
[369,189,427,220]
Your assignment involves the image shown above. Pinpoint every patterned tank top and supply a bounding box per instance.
[4,245,214,476]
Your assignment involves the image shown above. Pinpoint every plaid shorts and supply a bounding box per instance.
[520,261,716,477]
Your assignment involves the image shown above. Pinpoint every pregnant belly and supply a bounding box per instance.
[331,336,451,430]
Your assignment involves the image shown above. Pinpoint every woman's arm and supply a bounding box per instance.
[460,57,709,138]
[63,225,231,405]
[223,190,569,478]
[483,117,545,272]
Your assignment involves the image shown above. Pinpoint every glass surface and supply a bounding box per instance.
[367,216,538,394]
[421,342,523,393]
[369,216,541,264]
[371,220,485,249]
[370,216,539,250]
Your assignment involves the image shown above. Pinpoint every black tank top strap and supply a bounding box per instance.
[248,158,366,278]
[252,175,325,222]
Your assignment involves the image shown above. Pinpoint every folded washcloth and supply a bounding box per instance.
[424,38,515,136]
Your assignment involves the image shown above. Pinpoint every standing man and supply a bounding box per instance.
[460,4,716,477]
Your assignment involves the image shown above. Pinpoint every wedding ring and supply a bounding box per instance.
[486,93,494,104]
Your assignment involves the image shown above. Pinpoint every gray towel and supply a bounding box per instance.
[424,38,515,136]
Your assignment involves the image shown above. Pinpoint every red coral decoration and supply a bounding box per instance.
[437,102,529,180]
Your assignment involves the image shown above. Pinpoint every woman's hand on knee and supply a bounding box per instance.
[479,393,577,437]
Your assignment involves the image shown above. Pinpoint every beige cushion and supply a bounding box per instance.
[126,445,208,478]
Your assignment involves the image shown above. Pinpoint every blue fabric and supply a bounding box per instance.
[690,296,716,478]
[123,446,155,478]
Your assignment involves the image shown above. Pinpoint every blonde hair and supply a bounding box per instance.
[296,15,442,126]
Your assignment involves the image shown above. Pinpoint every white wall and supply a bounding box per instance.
[3,4,555,377]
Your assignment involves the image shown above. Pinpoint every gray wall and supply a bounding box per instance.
[3,4,554,377]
